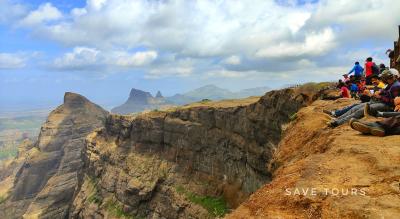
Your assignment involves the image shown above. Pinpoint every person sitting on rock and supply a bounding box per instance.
[356,77,366,94]
[389,68,400,82]
[369,97,400,118]
[379,63,387,74]
[348,80,358,99]
[370,75,386,91]
[349,115,400,137]
[327,70,400,127]
[339,81,351,98]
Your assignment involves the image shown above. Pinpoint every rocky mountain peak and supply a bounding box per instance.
[127,88,153,104]
[63,92,91,108]
[0,93,109,219]
[155,90,163,98]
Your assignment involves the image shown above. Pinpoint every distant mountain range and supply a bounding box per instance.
[111,89,174,114]
[111,85,270,114]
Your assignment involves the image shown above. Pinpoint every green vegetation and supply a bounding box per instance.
[0,116,45,132]
[175,185,228,217]
[86,176,102,204]
[289,113,298,121]
[86,177,141,219]
[104,198,135,219]
[87,191,102,204]
[0,146,18,160]
[297,82,334,94]
[0,114,46,162]
[0,196,7,204]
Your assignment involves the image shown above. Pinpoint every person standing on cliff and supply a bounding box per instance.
[364,57,380,85]
[347,61,364,80]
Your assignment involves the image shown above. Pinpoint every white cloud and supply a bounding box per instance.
[0,0,27,24]
[17,0,313,57]
[3,0,400,84]
[19,3,62,26]
[146,66,193,79]
[71,8,87,17]
[115,51,158,67]
[222,55,241,65]
[87,0,108,11]
[146,58,194,79]
[52,47,157,71]
[0,53,26,69]
[53,47,100,70]
[255,28,335,59]
[306,0,400,41]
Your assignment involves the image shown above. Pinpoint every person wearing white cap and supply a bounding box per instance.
[388,68,399,81]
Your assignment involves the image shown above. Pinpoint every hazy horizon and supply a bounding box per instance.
[1,0,400,111]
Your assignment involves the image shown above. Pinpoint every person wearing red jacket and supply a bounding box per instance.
[364,57,378,85]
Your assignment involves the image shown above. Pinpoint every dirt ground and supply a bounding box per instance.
[226,98,400,219]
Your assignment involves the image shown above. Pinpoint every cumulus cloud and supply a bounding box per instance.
[51,47,157,71]
[0,53,27,69]
[115,51,158,67]
[306,0,400,41]
[4,0,400,83]
[0,0,27,24]
[222,55,241,65]
[255,28,335,59]
[53,47,100,70]
[19,3,62,26]
[145,57,195,79]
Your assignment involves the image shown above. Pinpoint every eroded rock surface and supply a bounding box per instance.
[0,88,308,219]
[227,98,400,219]
[72,89,307,218]
[0,92,108,219]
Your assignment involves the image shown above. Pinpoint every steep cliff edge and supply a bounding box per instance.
[0,92,108,218]
[0,88,311,219]
[227,98,400,218]
[70,88,308,218]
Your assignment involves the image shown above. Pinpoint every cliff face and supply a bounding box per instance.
[0,88,308,219]
[71,89,307,218]
[0,92,108,219]
[227,98,400,218]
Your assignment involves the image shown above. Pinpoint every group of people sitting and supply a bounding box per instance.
[323,57,400,137]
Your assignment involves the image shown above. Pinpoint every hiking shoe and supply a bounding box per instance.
[350,120,386,137]
[370,125,386,137]
[349,118,357,129]
[350,120,371,134]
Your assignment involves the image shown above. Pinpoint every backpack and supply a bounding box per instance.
[371,63,380,76]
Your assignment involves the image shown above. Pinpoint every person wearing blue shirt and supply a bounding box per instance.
[349,81,359,99]
[348,61,364,79]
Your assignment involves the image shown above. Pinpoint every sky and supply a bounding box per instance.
[1,0,400,110]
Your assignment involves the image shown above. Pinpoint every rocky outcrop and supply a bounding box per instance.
[0,88,310,219]
[0,92,108,219]
[112,88,173,114]
[227,98,400,218]
[71,88,308,218]
[156,91,163,98]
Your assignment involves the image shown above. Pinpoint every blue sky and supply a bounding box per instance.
[1,0,400,110]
